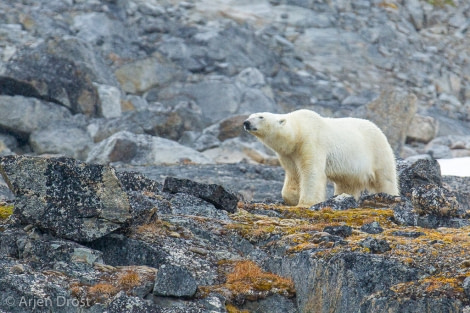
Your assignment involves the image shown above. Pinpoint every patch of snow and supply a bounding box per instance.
[437,157,470,177]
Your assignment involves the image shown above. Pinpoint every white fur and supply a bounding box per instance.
[244,109,399,207]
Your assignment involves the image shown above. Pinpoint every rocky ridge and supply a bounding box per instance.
[0,0,470,164]
[0,155,470,313]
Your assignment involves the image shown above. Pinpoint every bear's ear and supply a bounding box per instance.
[278,118,286,126]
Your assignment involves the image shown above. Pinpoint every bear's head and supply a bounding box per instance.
[243,112,293,155]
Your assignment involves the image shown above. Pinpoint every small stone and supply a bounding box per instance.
[463,277,470,298]
[359,237,391,254]
[360,221,384,234]
[323,225,352,237]
[153,264,198,298]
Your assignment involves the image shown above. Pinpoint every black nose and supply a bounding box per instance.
[243,120,251,130]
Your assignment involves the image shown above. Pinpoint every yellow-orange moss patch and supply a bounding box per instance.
[0,204,13,220]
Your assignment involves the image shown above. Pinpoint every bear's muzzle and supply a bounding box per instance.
[243,120,256,131]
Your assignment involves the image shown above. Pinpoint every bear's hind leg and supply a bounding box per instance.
[334,182,362,200]
[373,173,399,196]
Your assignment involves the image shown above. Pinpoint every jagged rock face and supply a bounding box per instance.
[0,155,132,242]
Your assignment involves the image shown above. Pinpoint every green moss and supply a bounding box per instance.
[0,205,13,220]
[426,0,455,7]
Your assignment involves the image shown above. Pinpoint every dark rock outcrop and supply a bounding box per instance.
[0,155,132,242]
[163,176,239,213]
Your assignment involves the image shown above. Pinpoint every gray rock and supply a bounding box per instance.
[323,225,352,238]
[360,291,463,313]
[310,194,358,211]
[354,90,418,155]
[405,0,425,30]
[167,193,230,220]
[360,221,383,234]
[406,114,439,143]
[115,56,182,94]
[87,131,213,165]
[241,294,297,313]
[163,176,239,213]
[0,258,80,313]
[0,155,132,242]
[443,175,470,212]
[464,276,470,298]
[392,199,418,226]
[153,264,198,298]
[359,237,391,254]
[95,84,122,118]
[411,184,460,217]
[391,231,425,238]
[89,104,203,143]
[0,95,72,139]
[236,67,266,88]
[277,252,419,313]
[72,12,130,46]
[3,38,109,116]
[29,126,93,160]
[397,156,442,199]
[89,234,169,268]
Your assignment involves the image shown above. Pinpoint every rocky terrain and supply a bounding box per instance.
[0,153,470,313]
[1,0,470,312]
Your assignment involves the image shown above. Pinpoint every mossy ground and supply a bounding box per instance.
[0,204,13,220]
[227,202,470,304]
[69,265,156,305]
[199,259,295,304]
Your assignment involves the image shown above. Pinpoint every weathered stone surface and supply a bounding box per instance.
[406,114,439,143]
[163,176,238,213]
[0,155,131,242]
[153,264,198,298]
[115,56,182,94]
[354,90,418,155]
[0,95,72,139]
[3,38,105,116]
[359,237,391,254]
[397,156,442,198]
[310,194,358,211]
[443,175,470,212]
[360,221,383,234]
[323,225,352,238]
[276,252,420,313]
[392,199,418,226]
[411,184,460,217]
[29,126,93,160]
[87,131,213,165]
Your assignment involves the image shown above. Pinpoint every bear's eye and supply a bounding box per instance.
[258,116,264,119]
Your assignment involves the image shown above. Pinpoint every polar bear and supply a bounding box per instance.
[243,109,399,207]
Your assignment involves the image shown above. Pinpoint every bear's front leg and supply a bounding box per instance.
[282,173,299,206]
[279,156,300,206]
[297,166,327,207]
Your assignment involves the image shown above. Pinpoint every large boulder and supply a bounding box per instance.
[0,155,132,242]
[2,37,118,117]
[354,90,418,155]
[87,131,213,165]
[29,125,93,161]
[163,176,239,213]
[0,95,72,139]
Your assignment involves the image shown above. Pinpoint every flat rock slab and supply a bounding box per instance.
[0,155,131,242]
[163,176,238,213]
